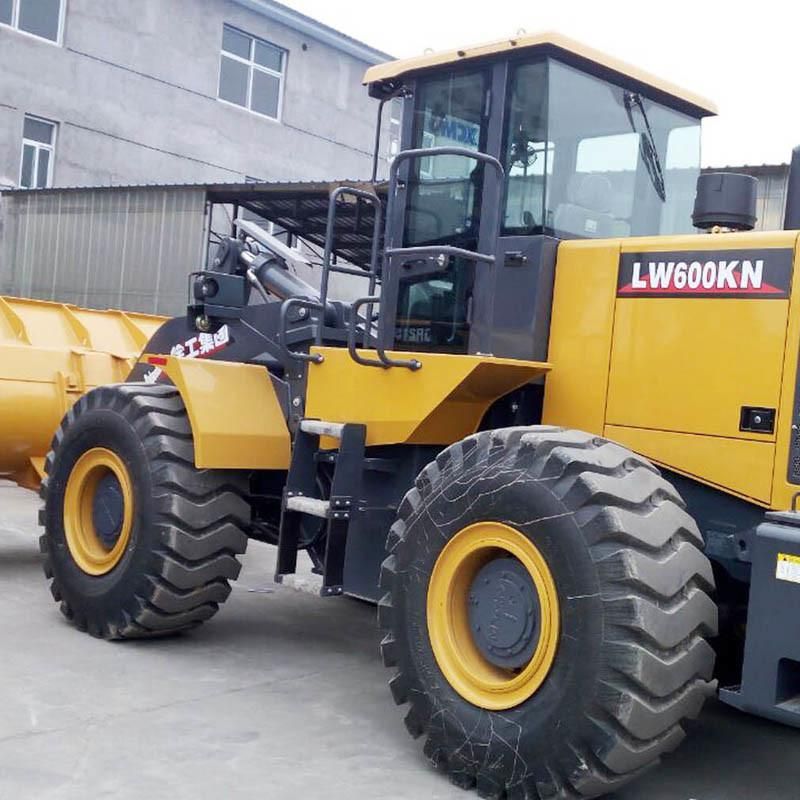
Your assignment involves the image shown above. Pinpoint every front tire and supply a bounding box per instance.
[39,383,250,639]
[379,427,717,799]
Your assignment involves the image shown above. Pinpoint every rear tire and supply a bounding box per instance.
[39,383,250,639]
[379,427,717,799]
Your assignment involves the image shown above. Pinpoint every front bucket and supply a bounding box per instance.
[0,296,165,488]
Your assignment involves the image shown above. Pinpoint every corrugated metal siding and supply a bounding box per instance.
[753,170,789,232]
[0,187,207,315]
[701,165,790,232]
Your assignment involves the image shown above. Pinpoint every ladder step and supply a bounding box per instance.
[285,496,330,518]
[299,419,346,439]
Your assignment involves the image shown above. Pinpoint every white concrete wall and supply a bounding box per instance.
[0,0,392,189]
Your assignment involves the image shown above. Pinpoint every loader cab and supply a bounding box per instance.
[364,33,716,361]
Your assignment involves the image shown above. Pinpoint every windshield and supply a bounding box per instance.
[503,59,702,238]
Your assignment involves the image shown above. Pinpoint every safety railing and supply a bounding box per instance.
[317,186,383,346]
[346,296,422,371]
[383,146,505,271]
[345,146,506,370]
[298,147,506,372]
[278,298,326,364]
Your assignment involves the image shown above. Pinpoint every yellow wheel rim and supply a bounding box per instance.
[426,521,560,710]
[63,447,134,576]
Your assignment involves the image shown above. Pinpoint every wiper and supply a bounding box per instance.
[624,91,666,202]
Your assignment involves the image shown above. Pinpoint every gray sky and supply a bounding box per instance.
[284,0,799,168]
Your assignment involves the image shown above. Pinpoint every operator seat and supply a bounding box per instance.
[553,173,630,238]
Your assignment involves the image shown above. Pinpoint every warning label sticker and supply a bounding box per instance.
[776,553,800,584]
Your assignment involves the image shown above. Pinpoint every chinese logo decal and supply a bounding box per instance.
[144,325,232,384]
[169,326,231,358]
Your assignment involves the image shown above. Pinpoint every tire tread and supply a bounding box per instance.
[379,426,717,799]
[39,383,249,640]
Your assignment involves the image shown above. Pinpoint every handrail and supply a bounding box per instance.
[371,146,507,362]
[385,148,505,248]
[388,146,505,184]
[321,148,506,371]
[384,147,505,274]
[279,298,325,364]
[370,85,408,184]
[384,244,495,265]
[347,297,385,368]
[318,186,382,345]
[347,296,421,371]
[377,339,422,371]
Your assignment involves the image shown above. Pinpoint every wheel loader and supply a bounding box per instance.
[37,31,800,799]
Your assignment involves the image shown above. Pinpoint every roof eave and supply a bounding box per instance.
[232,0,392,64]
[364,31,717,118]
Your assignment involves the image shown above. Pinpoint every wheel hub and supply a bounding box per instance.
[63,447,134,576]
[468,557,541,669]
[92,472,125,549]
[426,521,560,710]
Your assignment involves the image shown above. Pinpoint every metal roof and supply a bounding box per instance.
[702,163,790,172]
[363,31,717,118]
[0,179,375,196]
[233,0,392,64]
[206,180,386,268]
[1,179,386,270]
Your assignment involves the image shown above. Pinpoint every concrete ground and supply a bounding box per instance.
[1,481,799,800]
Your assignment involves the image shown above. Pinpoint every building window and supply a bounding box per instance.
[0,0,64,44]
[20,115,56,188]
[218,24,285,120]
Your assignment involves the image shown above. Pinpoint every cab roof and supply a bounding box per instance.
[363,31,717,118]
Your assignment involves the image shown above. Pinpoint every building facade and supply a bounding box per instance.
[0,0,393,192]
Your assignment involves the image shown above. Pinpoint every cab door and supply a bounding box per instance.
[485,60,557,361]
[390,67,492,354]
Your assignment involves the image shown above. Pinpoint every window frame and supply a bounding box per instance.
[499,57,550,236]
[19,114,57,189]
[404,66,492,249]
[0,0,66,46]
[387,97,403,161]
[217,24,287,123]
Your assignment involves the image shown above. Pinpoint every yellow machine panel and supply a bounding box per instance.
[306,347,550,447]
[605,424,776,504]
[143,355,291,470]
[608,298,788,441]
[541,241,620,435]
[544,231,800,507]
[608,234,796,443]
